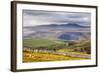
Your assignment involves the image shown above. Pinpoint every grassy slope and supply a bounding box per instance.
[23,52,85,63]
[23,38,90,62]
[23,38,65,48]
[57,48,90,55]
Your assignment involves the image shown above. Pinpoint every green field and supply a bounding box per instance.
[23,38,90,62]
[23,38,65,49]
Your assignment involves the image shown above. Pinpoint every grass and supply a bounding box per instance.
[23,52,86,63]
[23,38,90,63]
[23,38,65,48]
[57,48,90,55]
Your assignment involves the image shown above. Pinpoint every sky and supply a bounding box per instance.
[23,10,91,27]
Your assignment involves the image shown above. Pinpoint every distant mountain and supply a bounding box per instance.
[39,23,89,28]
[58,32,90,41]
[24,23,90,41]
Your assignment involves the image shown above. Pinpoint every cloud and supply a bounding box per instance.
[23,10,91,27]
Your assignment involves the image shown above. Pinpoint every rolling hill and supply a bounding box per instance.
[24,23,90,41]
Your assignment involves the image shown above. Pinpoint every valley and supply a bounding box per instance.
[23,23,91,62]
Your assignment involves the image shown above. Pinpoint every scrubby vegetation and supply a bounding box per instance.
[23,51,85,63]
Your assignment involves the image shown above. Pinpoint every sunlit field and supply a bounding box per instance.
[23,38,90,63]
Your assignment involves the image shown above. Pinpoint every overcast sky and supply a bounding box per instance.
[23,10,91,27]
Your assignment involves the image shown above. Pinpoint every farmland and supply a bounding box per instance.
[23,38,90,62]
